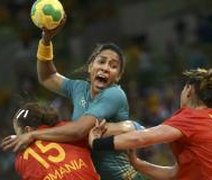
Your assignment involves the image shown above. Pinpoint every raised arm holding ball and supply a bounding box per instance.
[1,2,149,179]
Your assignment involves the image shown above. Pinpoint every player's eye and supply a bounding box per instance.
[111,64,118,69]
[96,57,106,64]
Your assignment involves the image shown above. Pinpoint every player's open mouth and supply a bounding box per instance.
[95,74,108,89]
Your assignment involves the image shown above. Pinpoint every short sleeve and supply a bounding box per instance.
[132,121,145,130]
[60,78,88,99]
[84,86,128,120]
[163,108,197,138]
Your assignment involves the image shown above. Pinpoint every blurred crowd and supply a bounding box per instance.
[0,0,211,179]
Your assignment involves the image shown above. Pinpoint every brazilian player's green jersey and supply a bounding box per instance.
[60,78,147,180]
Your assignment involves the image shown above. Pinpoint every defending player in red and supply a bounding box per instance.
[10,102,100,180]
[89,68,212,180]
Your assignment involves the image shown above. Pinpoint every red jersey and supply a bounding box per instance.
[164,108,212,180]
[15,122,100,180]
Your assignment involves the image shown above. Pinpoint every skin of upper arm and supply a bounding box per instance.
[42,73,66,94]
[115,124,183,150]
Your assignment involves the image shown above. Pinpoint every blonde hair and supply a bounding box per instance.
[183,68,212,107]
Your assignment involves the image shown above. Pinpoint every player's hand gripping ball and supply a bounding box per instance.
[31,0,65,30]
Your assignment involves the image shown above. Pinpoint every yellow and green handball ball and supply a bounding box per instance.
[31,0,65,30]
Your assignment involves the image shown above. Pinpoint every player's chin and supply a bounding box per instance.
[94,82,106,89]
[97,83,112,90]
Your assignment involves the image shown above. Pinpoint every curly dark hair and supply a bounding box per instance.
[183,68,212,107]
[13,102,59,130]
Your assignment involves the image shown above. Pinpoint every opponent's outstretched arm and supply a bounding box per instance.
[1,115,97,152]
[89,124,183,150]
[89,125,181,179]
[128,150,178,180]
[1,118,142,152]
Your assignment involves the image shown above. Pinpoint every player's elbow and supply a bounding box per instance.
[61,128,85,142]
[121,120,135,133]
[69,123,90,140]
[71,128,88,140]
[168,163,178,179]
[37,74,50,86]
[38,76,45,86]
[40,74,63,93]
[161,169,177,180]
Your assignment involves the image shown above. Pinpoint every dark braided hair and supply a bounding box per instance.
[13,102,59,130]
[88,43,125,76]
[71,43,125,79]
[183,68,212,107]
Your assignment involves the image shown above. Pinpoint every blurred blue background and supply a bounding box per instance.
[0,0,211,179]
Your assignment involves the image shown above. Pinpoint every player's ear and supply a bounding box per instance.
[186,84,194,98]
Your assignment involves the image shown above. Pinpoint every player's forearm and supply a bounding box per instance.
[37,60,57,82]
[31,122,88,143]
[36,38,57,82]
[31,117,96,143]
[31,127,78,143]
[113,130,147,149]
[91,123,182,151]
[132,159,178,180]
